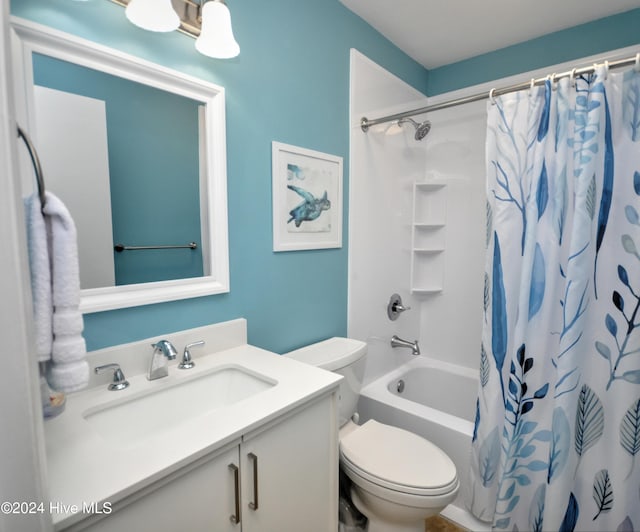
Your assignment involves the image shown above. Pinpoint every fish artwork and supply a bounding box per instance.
[287,185,331,227]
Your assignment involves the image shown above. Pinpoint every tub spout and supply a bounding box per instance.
[390,335,420,356]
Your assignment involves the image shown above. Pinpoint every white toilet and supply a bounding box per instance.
[285,337,459,532]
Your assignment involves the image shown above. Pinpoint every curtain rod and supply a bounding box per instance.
[360,53,640,132]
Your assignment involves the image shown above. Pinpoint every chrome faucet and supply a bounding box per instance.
[147,339,178,380]
[390,335,420,356]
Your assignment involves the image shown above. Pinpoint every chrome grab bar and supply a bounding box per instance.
[114,242,198,252]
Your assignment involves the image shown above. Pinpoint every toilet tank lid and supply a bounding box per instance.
[283,337,366,371]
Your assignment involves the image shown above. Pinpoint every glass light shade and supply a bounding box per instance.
[125,0,180,33]
[195,1,240,59]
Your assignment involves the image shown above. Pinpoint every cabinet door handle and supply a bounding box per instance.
[248,452,259,511]
[228,463,241,525]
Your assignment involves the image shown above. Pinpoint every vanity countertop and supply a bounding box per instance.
[44,341,341,530]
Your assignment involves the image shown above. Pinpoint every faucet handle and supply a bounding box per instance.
[387,294,411,321]
[95,363,130,391]
[179,340,205,370]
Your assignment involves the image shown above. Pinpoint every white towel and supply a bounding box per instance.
[40,192,89,393]
[24,193,52,362]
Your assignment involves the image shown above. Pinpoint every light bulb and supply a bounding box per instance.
[125,0,180,33]
[195,0,240,59]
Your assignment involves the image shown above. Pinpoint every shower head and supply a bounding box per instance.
[397,117,431,141]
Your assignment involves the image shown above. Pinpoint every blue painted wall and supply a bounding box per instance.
[427,9,640,95]
[14,0,639,355]
[33,53,204,286]
[11,0,428,353]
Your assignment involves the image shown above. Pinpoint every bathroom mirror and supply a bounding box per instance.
[11,18,229,313]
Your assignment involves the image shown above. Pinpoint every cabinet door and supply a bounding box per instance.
[240,394,338,532]
[79,445,240,532]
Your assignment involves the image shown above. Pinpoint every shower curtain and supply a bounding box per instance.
[467,65,640,531]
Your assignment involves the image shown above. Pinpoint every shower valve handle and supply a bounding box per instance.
[393,302,410,313]
[387,293,410,321]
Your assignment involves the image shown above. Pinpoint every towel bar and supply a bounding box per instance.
[114,242,198,252]
[17,126,46,208]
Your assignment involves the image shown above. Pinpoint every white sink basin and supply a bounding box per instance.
[83,365,276,447]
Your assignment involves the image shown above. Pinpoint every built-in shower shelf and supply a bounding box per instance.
[413,248,444,254]
[414,182,446,191]
[413,223,445,228]
[410,181,447,295]
[411,287,444,296]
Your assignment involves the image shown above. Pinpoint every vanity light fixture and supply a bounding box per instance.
[111,0,240,58]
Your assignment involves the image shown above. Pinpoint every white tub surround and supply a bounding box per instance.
[348,49,428,385]
[44,319,341,530]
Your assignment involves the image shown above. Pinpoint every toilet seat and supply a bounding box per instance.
[339,420,458,497]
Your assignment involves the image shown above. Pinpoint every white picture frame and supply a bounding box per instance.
[272,141,343,252]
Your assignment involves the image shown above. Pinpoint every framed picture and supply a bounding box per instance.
[272,141,343,252]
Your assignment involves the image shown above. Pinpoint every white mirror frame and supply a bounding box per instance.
[11,17,230,313]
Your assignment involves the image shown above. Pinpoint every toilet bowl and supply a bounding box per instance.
[340,419,458,532]
[284,337,459,532]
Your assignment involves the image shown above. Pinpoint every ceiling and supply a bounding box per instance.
[339,0,640,69]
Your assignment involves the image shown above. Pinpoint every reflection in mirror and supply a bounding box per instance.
[32,53,205,289]
[12,18,229,313]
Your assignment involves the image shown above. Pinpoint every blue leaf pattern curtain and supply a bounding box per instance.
[467,65,640,531]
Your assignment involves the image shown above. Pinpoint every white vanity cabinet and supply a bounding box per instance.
[239,394,336,531]
[74,393,337,532]
[76,444,239,532]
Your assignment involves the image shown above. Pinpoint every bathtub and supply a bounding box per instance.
[357,356,490,532]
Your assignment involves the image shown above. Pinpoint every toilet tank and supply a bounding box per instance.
[284,337,367,427]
